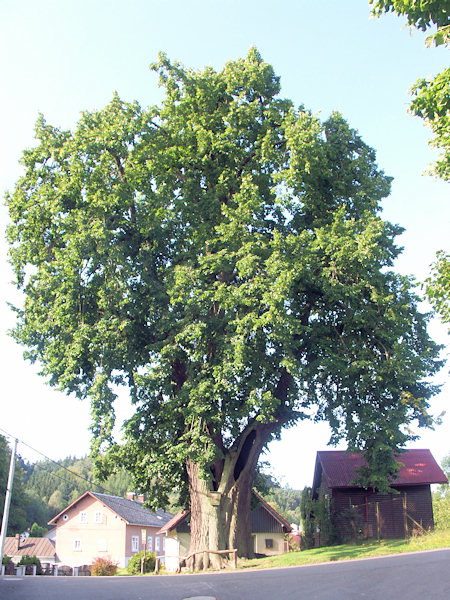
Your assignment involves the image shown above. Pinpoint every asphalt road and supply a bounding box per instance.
[1,549,449,600]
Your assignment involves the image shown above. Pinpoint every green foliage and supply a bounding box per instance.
[90,556,119,576]
[300,487,338,548]
[6,49,443,508]
[441,453,450,479]
[370,1,449,32]
[17,555,42,574]
[253,461,281,497]
[126,551,156,574]
[433,493,450,529]
[410,69,450,181]
[431,453,449,530]
[425,251,450,330]
[370,1,449,180]
[2,556,12,565]
[300,488,316,549]
[29,522,47,537]
[312,496,339,546]
[262,487,302,526]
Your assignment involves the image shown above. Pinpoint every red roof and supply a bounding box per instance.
[314,449,448,490]
[157,510,190,534]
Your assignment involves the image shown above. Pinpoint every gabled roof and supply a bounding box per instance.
[3,537,56,559]
[156,491,292,535]
[313,449,448,491]
[157,510,190,535]
[48,491,173,528]
[252,490,292,532]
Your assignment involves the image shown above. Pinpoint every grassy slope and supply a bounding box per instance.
[238,529,450,570]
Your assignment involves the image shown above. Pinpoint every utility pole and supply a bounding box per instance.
[0,438,18,566]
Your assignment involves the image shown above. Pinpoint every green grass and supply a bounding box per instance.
[238,528,450,570]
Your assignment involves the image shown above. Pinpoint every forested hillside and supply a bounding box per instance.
[262,487,302,527]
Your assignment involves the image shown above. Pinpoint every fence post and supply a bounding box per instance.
[403,493,408,540]
[376,502,380,541]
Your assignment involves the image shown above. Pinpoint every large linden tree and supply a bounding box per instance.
[7,49,442,566]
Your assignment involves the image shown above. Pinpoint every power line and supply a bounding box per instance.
[0,427,118,496]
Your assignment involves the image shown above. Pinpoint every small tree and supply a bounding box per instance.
[300,488,316,549]
[30,522,47,537]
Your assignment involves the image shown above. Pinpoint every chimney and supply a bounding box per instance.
[126,492,135,501]
[136,494,145,503]
[15,533,20,551]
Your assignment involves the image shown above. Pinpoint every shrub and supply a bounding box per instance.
[126,551,156,574]
[90,557,118,576]
[433,494,450,530]
[17,555,42,574]
[2,555,12,565]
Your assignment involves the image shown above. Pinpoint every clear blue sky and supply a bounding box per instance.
[0,0,448,488]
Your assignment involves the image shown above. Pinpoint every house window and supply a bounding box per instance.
[147,536,153,552]
[131,536,139,553]
[162,536,165,551]
[155,536,160,553]
[79,511,88,524]
[95,511,103,524]
[98,539,107,552]
[265,538,274,549]
[73,539,82,551]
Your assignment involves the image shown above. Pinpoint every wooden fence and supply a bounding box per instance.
[155,548,238,573]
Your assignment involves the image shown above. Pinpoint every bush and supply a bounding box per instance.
[17,555,42,574]
[126,551,156,574]
[2,555,12,565]
[90,557,118,576]
[433,494,450,530]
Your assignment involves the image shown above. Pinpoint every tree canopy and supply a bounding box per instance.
[370,1,449,336]
[370,0,450,181]
[426,251,450,331]
[6,49,443,555]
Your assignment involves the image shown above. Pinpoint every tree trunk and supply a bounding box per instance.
[186,422,273,569]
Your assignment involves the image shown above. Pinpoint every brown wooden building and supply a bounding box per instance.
[312,449,448,541]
